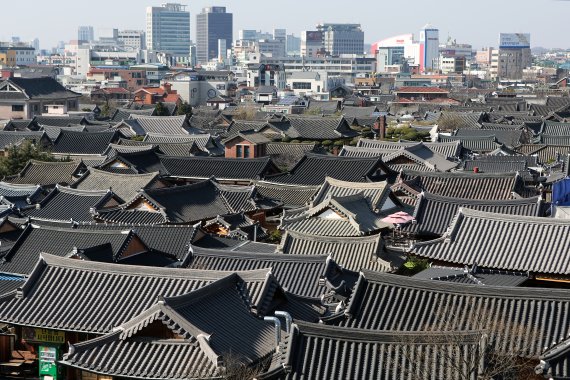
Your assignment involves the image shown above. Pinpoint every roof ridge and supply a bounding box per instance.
[39,252,272,279]
[361,270,570,300]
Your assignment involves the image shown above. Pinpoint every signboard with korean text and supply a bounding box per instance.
[499,33,531,48]
[22,327,65,344]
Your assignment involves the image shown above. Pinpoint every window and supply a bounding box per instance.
[292,82,312,90]
[244,145,250,158]
[11,105,24,112]
[236,145,242,157]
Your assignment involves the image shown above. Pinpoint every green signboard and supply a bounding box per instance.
[39,345,58,380]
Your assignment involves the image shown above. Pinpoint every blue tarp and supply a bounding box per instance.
[553,178,570,206]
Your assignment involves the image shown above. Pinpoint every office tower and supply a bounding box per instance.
[196,6,233,64]
[419,24,439,72]
[78,26,94,43]
[146,3,191,55]
[239,30,258,41]
[301,31,324,57]
[498,33,531,80]
[31,38,40,51]
[118,30,146,51]
[286,34,301,55]
[317,23,364,55]
[273,29,286,42]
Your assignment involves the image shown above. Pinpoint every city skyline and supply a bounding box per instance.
[2,0,568,50]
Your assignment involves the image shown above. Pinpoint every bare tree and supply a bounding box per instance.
[390,305,541,380]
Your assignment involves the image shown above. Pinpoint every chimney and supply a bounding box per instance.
[162,82,172,94]
[378,115,386,139]
[264,317,282,350]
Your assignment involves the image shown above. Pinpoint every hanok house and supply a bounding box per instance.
[393,86,450,102]
[0,76,81,119]
[222,131,271,158]
[0,254,297,379]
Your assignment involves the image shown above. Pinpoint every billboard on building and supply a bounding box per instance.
[499,33,531,48]
[304,31,323,42]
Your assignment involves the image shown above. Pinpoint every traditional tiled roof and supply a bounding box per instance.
[268,153,388,186]
[455,128,526,148]
[224,120,275,139]
[96,149,167,175]
[1,77,80,100]
[60,274,280,379]
[51,130,119,155]
[3,119,38,131]
[438,134,501,153]
[437,111,484,130]
[110,107,155,123]
[329,270,570,359]
[72,168,160,203]
[282,322,485,380]
[0,254,277,333]
[4,160,85,186]
[160,156,277,181]
[116,140,202,157]
[356,138,463,159]
[461,155,533,174]
[537,134,570,146]
[403,193,544,237]
[277,115,358,140]
[22,186,117,224]
[311,177,396,212]
[0,130,50,150]
[541,121,570,136]
[0,274,25,296]
[413,266,529,287]
[381,144,458,172]
[0,226,136,275]
[40,124,86,140]
[129,115,196,135]
[546,96,570,108]
[410,208,570,276]
[266,143,319,171]
[392,170,530,201]
[281,194,392,237]
[77,224,198,261]
[98,179,257,225]
[33,115,87,127]
[516,144,570,164]
[140,134,223,155]
[188,247,351,299]
[278,231,398,272]
[0,182,42,208]
[537,337,570,380]
[252,181,319,208]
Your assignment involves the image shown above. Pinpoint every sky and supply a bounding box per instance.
[3,0,568,50]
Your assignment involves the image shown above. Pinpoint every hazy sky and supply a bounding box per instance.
[3,0,567,50]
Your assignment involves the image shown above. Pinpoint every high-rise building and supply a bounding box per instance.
[286,34,301,55]
[146,3,191,56]
[239,30,258,41]
[317,23,364,55]
[196,6,233,64]
[273,29,287,42]
[78,26,94,43]
[118,30,146,51]
[419,24,439,72]
[497,33,531,80]
[301,31,324,57]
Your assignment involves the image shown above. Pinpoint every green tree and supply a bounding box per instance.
[0,140,66,178]
[177,101,193,117]
[154,102,169,116]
